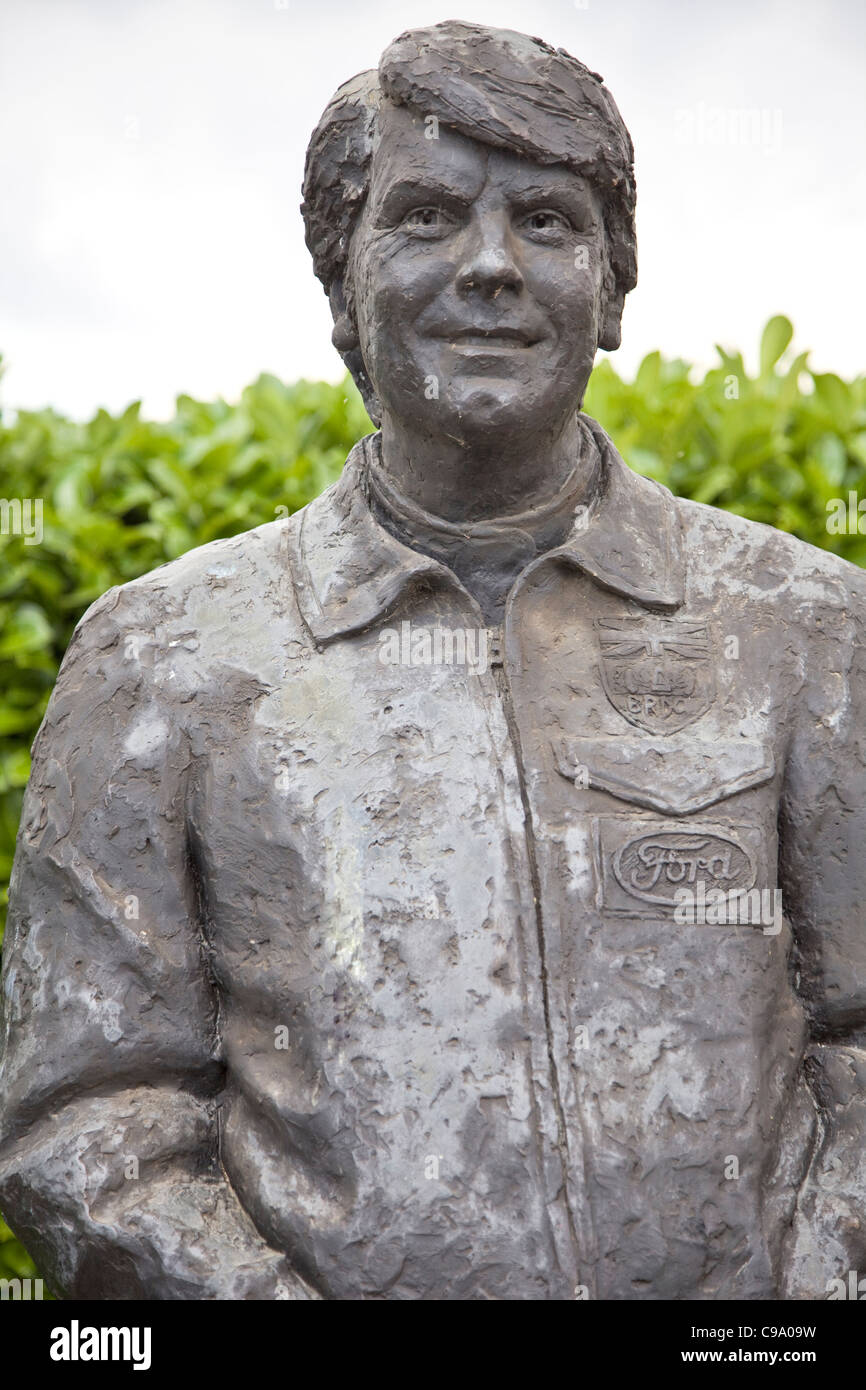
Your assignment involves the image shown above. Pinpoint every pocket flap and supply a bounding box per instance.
[553,735,775,816]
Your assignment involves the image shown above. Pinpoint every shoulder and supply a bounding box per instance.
[52,511,325,723]
[670,491,866,619]
[68,514,309,656]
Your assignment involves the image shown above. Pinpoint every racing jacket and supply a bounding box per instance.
[1,418,864,1300]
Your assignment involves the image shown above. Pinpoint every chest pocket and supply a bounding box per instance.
[552,734,775,816]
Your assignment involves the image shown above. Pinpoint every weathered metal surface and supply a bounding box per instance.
[1,21,864,1300]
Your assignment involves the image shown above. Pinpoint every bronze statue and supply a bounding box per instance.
[1,20,864,1300]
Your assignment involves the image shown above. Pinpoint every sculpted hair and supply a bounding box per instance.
[301,20,638,409]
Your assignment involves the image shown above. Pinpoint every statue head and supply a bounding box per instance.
[301,20,637,446]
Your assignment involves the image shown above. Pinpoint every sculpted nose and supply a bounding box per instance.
[456,213,524,298]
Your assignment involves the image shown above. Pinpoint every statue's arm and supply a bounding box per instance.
[777,573,866,1292]
[0,588,318,1300]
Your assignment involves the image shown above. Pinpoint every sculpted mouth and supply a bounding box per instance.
[441,327,541,348]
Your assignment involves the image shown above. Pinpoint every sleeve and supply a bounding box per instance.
[777,570,866,1297]
[0,584,318,1300]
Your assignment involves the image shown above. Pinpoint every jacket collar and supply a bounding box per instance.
[289,418,685,644]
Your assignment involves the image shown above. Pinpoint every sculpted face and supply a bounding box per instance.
[348,101,618,448]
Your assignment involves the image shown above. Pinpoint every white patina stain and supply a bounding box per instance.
[563,823,594,899]
[88,993,124,1044]
[124,715,169,759]
[327,831,367,984]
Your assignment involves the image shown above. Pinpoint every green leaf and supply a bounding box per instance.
[759,315,794,377]
[0,603,53,658]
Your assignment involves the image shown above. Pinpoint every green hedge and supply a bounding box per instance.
[0,315,864,1287]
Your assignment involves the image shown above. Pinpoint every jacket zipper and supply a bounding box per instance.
[487,621,597,1299]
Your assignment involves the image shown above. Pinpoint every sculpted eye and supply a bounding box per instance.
[403,206,448,233]
[522,209,571,237]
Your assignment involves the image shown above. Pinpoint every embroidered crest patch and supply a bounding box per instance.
[595,617,715,735]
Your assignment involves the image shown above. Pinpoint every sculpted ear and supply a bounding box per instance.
[329,280,360,353]
[328,277,382,427]
[597,270,625,353]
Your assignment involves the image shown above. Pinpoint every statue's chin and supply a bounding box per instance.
[453,388,544,438]
[378,380,573,448]
[446,385,578,449]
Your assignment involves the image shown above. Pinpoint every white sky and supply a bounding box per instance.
[1,0,864,419]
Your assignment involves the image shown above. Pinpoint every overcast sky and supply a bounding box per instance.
[1,0,864,419]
